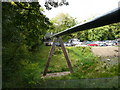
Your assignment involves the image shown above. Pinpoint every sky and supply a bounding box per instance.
[39,0,119,22]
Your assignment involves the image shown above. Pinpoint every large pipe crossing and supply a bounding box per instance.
[51,7,120,38]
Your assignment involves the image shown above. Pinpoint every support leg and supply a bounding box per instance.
[43,38,57,76]
[58,37,74,73]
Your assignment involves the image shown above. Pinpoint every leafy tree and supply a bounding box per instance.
[44,0,69,10]
[76,22,120,41]
[87,22,120,41]
[2,2,51,87]
[3,2,51,51]
[48,13,78,41]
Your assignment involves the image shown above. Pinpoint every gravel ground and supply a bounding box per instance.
[91,46,119,66]
[91,46,119,57]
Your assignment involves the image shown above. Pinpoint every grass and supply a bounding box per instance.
[46,46,98,73]
[44,46,119,80]
[3,45,119,88]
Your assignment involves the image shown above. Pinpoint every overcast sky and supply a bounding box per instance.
[39,0,119,21]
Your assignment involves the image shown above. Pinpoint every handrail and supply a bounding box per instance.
[51,7,120,38]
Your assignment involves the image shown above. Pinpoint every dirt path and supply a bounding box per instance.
[42,71,70,78]
[91,46,119,57]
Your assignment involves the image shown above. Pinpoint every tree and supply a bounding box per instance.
[2,2,51,87]
[3,2,51,51]
[77,22,120,41]
[48,13,78,41]
[44,0,69,10]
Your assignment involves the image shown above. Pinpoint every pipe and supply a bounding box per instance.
[51,7,120,37]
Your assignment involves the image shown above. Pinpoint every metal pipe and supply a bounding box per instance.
[51,7,120,37]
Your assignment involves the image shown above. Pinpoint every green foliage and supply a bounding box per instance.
[2,2,119,88]
[48,13,78,41]
[50,13,77,33]
[2,2,51,88]
[44,46,118,80]
[3,44,51,88]
[77,22,120,41]
[3,43,118,88]
[3,2,51,51]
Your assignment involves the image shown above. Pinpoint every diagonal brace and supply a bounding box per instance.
[43,37,73,76]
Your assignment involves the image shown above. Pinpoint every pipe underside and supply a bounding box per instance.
[51,7,120,37]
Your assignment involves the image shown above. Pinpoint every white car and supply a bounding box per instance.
[99,42,107,46]
[106,42,114,46]
[68,38,82,46]
[75,44,87,47]
[64,42,71,46]
[72,41,82,46]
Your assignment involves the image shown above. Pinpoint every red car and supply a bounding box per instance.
[87,44,99,46]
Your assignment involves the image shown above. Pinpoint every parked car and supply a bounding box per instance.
[118,39,120,45]
[112,40,118,46]
[68,38,82,46]
[106,42,114,46]
[99,42,107,46]
[84,41,93,45]
[55,42,60,46]
[113,42,118,46]
[64,42,71,47]
[87,44,99,46]
[75,44,87,47]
